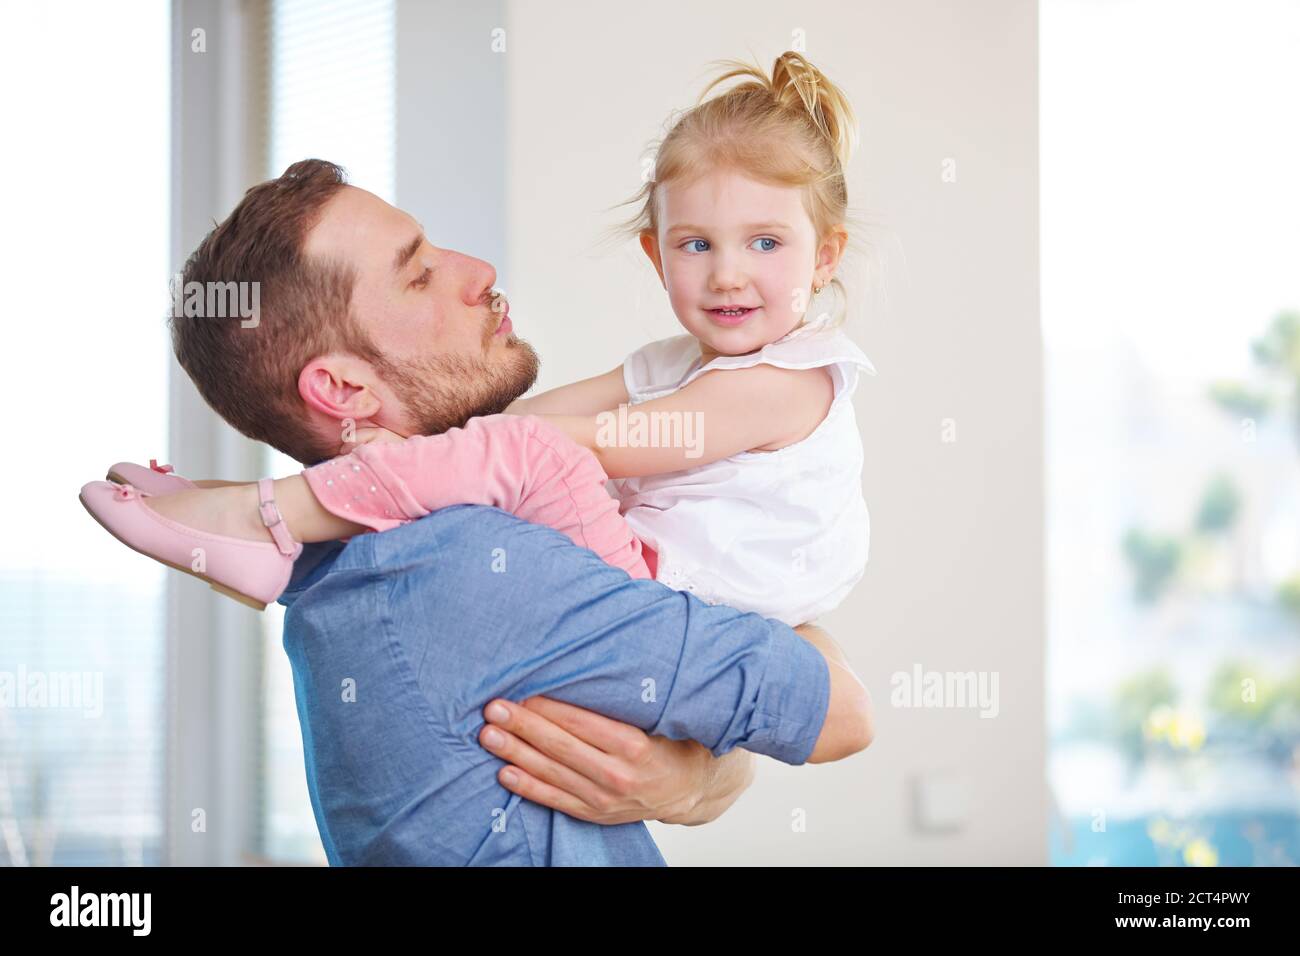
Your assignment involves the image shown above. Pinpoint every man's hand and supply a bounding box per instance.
[479,696,751,825]
[337,425,406,455]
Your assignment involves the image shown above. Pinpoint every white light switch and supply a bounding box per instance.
[910,770,970,833]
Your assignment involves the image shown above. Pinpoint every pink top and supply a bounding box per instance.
[302,413,652,580]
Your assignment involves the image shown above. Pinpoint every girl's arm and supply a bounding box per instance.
[505,365,629,416]
[536,364,833,480]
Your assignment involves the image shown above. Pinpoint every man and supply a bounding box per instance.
[171,159,874,864]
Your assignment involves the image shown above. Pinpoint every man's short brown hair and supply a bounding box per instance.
[169,158,383,464]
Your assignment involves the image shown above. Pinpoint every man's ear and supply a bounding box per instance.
[640,232,666,288]
[298,355,383,425]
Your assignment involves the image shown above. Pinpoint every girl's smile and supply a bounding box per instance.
[706,305,760,326]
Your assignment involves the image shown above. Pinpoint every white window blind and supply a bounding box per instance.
[267,0,396,202]
[258,0,396,864]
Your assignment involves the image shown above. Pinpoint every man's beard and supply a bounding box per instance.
[372,337,540,437]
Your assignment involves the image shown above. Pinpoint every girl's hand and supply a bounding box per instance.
[338,425,406,455]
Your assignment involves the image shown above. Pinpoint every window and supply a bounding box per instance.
[1043,0,1300,865]
[0,1,170,865]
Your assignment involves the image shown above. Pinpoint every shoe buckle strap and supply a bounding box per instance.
[256,477,298,556]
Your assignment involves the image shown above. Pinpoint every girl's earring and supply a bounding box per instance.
[813,280,825,295]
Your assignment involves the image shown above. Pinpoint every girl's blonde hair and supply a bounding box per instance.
[619,51,859,318]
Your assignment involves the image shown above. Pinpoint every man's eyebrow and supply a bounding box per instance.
[393,235,424,274]
[665,221,792,236]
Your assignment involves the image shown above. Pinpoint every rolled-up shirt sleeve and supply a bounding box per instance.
[647,595,831,764]
[369,507,832,767]
[487,567,833,765]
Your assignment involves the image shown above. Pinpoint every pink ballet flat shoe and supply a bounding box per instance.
[78,477,302,611]
[106,459,197,496]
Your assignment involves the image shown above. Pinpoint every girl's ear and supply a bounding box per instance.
[640,232,667,288]
[814,225,850,285]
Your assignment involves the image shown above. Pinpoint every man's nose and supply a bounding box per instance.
[466,257,497,306]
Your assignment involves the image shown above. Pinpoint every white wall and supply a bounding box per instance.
[502,0,1046,864]
[396,0,506,270]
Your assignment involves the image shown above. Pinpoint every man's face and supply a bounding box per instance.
[304,185,538,437]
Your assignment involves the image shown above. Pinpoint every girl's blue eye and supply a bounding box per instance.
[682,239,709,253]
[750,237,779,252]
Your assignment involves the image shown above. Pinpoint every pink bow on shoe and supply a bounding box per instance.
[106,460,196,496]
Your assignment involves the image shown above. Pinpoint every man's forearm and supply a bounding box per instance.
[661,748,756,826]
[795,621,851,668]
[795,622,875,762]
[661,623,861,824]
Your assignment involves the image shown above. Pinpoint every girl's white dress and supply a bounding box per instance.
[612,313,877,626]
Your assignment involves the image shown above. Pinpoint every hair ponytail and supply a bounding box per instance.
[614,51,861,327]
[769,52,858,174]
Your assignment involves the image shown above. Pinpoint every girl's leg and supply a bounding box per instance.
[299,414,540,531]
[138,408,533,541]
[140,411,547,545]
[143,476,369,544]
[144,413,650,579]
[303,414,650,578]
[302,414,651,579]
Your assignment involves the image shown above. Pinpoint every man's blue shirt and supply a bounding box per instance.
[278,505,830,866]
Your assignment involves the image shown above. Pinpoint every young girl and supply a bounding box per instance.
[80,51,877,628]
